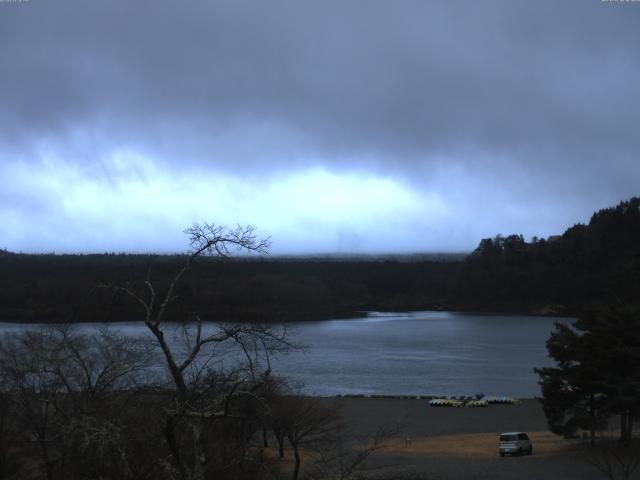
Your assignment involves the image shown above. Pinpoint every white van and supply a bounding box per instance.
[499,432,532,457]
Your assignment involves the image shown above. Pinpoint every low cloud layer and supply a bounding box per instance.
[1,0,639,253]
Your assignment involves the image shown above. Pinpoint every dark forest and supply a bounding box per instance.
[1,197,639,323]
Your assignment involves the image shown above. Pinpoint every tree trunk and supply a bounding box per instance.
[189,420,205,480]
[38,402,54,480]
[620,410,631,447]
[164,415,190,480]
[0,403,7,480]
[275,431,285,458]
[148,326,188,397]
[262,427,269,448]
[589,394,596,447]
[291,443,301,480]
[39,437,53,480]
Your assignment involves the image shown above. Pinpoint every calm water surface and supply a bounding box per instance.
[0,311,571,398]
[274,311,571,397]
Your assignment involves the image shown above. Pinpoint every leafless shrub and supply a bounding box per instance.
[586,429,640,480]
[308,420,406,480]
[0,326,154,480]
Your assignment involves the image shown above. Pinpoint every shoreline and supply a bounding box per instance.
[316,395,602,479]
[320,396,547,435]
[0,307,576,325]
[332,393,538,400]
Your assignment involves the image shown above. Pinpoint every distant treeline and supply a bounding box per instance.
[0,253,459,323]
[1,197,639,323]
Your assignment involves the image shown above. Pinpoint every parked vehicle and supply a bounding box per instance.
[499,432,532,457]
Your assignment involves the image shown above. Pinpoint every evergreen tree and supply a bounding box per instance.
[536,305,640,446]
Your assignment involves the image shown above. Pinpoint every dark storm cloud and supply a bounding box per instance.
[1,0,639,252]
[2,0,638,164]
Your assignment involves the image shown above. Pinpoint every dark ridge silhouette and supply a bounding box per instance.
[0,254,457,323]
[451,196,640,315]
[0,197,638,323]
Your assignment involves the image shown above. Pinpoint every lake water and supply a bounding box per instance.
[274,311,571,398]
[0,311,571,398]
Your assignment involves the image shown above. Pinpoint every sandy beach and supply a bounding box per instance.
[316,397,604,480]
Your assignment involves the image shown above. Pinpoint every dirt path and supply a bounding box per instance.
[384,431,578,457]
[315,397,606,479]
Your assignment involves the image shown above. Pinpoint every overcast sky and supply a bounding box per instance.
[1,0,639,254]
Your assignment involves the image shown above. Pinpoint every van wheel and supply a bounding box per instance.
[528,447,533,455]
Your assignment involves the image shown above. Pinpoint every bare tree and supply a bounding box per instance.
[263,393,344,480]
[309,422,406,480]
[0,391,17,480]
[586,429,640,480]
[108,223,272,396]
[104,223,291,480]
[264,390,404,480]
[286,398,344,480]
[52,326,153,413]
[0,224,291,480]
[0,326,154,480]
[0,329,65,480]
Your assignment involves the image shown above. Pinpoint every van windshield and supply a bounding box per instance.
[500,434,517,442]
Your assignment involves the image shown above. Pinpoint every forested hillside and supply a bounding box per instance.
[1,197,638,323]
[451,197,640,314]
[0,253,457,323]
